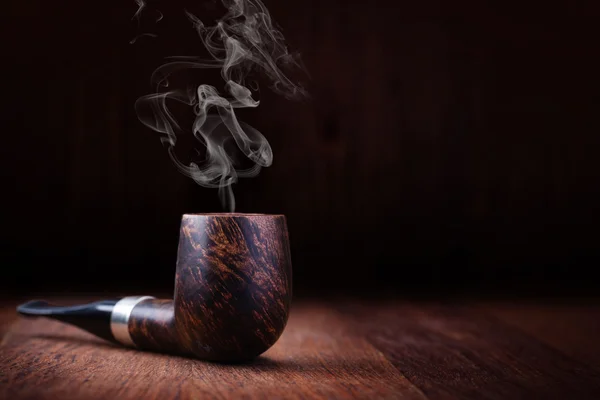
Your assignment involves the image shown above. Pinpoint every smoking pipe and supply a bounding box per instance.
[17,213,293,362]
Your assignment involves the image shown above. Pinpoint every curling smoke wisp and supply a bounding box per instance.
[133,0,306,211]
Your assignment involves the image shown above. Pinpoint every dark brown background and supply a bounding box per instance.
[1,0,599,295]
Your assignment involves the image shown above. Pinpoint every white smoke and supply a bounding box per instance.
[133,0,306,211]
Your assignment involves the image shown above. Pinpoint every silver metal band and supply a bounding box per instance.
[110,296,155,347]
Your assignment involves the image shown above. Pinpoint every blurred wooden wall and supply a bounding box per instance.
[2,0,599,292]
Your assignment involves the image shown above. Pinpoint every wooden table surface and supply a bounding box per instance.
[1,296,599,400]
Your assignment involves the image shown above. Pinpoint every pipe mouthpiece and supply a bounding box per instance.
[17,300,52,316]
[16,299,120,343]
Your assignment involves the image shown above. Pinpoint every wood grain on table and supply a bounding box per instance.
[1,297,599,400]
